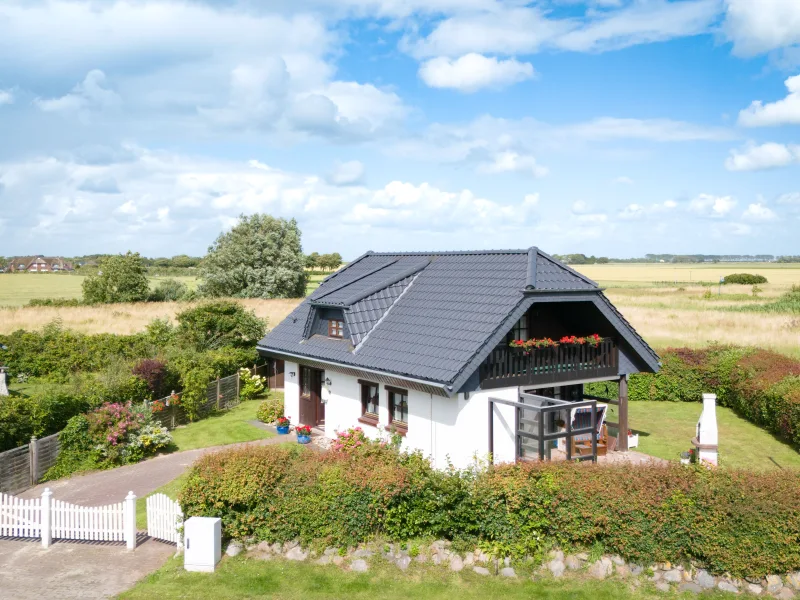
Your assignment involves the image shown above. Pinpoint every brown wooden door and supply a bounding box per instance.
[299,366,324,426]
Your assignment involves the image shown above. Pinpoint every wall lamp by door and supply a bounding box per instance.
[325,377,332,386]
[289,371,296,377]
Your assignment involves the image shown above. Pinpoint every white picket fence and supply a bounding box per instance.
[146,493,183,547]
[0,492,41,538]
[0,488,137,549]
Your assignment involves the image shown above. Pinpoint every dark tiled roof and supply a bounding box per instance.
[258,248,657,388]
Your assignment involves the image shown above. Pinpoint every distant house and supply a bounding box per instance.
[258,248,659,468]
[9,256,75,273]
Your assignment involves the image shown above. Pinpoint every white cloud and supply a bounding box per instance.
[613,176,634,185]
[738,74,800,127]
[0,89,12,105]
[724,142,800,171]
[418,54,534,92]
[478,151,549,178]
[572,200,591,214]
[564,117,734,142]
[618,199,677,220]
[689,193,737,217]
[343,181,538,231]
[35,69,120,113]
[0,144,542,253]
[777,192,800,205]
[723,0,800,56]
[406,0,720,58]
[327,160,365,186]
[742,202,778,221]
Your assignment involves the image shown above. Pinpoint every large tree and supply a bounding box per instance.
[200,214,307,298]
[82,251,150,304]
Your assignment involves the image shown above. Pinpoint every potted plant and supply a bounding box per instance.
[680,450,691,465]
[276,416,291,434]
[295,424,312,444]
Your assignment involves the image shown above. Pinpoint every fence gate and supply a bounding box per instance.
[146,493,183,547]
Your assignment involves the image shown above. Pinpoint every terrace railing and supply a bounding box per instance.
[479,337,618,389]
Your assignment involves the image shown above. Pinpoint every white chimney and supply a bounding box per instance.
[693,393,718,466]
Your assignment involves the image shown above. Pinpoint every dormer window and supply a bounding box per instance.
[328,319,344,338]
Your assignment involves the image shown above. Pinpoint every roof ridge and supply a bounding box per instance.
[367,249,529,256]
[535,248,599,288]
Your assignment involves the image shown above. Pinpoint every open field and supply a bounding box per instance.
[574,262,800,285]
[0,297,300,335]
[0,273,200,307]
[2,263,799,356]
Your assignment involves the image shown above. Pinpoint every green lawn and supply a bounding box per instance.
[169,394,279,452]
[0,273,199,306]
[121,555,716,600]
[606,401,800,470]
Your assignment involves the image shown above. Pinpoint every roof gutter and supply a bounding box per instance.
[256,346,453,394]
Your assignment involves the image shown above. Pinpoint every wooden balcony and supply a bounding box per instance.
[479,338,619,389]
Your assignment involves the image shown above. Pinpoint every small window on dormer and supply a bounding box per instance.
[328,319,344,338]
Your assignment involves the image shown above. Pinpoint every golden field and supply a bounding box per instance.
[1,263,799,356]
[0,299,300,336]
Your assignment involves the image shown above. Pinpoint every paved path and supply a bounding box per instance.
[19,433,285,505]
[1,435,289,600]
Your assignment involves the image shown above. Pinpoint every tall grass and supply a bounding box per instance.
[0,298,301,335]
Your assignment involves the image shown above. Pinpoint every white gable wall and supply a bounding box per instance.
[317,367,519,469]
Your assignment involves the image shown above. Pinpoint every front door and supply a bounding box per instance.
[299,366,324,427]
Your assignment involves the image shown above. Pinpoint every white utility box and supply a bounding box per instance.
[184,516,222,573]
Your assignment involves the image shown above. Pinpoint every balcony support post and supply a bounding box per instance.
[618,374,629,452]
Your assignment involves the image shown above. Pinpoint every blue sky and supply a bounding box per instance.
[1,0,799,260]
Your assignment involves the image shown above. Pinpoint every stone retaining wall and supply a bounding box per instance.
[225,538,800,597]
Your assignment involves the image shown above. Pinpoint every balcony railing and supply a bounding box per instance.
[479,338,618,389]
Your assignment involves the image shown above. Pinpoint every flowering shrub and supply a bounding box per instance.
[256,397,283,424]
[123,422,173,463]
[331,427,369,452]
[239,367,267,401]
[510,334,602,351]
[295,424,312,436]
[45,402,172,479]
[151,400,166,413]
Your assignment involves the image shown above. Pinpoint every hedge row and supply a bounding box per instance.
[180,444,800,578]
[626,346,800,446]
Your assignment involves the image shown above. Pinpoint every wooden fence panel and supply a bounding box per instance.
[0,445,31,494]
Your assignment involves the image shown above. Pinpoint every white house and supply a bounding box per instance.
[258,248,659,468]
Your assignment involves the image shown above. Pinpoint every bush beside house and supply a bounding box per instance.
[180,441,800,579]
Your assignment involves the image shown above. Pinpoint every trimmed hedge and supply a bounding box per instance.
[180,445,800,578]
[624,346,800,446]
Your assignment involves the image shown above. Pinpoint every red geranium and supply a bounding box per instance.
[295,424,312,436]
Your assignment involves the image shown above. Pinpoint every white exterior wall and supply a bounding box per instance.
[318,366,520,469]
[283,361,300,424]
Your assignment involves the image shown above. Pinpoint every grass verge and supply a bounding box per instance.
[606,401,800,470]
[169,394,279,452]
[120,554,708,600]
